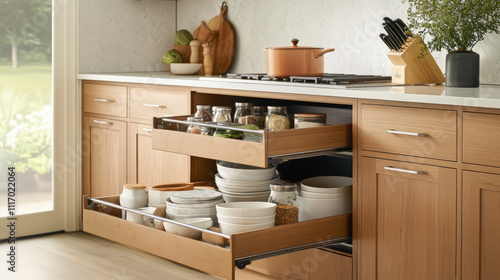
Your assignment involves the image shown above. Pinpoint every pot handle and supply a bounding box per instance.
[314,48,335,58]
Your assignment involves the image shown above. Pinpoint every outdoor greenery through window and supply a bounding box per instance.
[0,0,53,216]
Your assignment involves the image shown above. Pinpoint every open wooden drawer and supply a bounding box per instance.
[82,195,352,280]
[152,116,352,168]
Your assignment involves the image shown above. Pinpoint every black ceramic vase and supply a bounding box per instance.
[445,52,480,87]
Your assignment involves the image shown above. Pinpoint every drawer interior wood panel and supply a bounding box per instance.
[152,117,352,168]
[361,104,457,161]
[83,83,127,117]
[463,112,500,167]
[129,86,190,120]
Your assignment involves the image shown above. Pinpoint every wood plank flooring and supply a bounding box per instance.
[0,231,220,280]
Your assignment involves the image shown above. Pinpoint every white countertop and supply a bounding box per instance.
[78,72,500,109]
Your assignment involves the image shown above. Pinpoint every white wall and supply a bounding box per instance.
[79,0,176,73]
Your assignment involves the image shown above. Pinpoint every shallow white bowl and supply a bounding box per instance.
[216,183,270,193]
[221,192,270,203]
[170,63,202,75]
[166,204,216,215]
[215,173,280,187]
[216,202,276,217]
[219,220,275,235]
[297,195,352,222]
[300,176,353,194]
[217,214,275,225]
[166,197,223,208]
[217,161,277,181]
[163,217,213,239]
[299,188,352,199]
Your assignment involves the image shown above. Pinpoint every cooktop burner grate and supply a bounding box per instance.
[222,73,391,85]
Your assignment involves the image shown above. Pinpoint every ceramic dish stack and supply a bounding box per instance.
[298,176,352,221]
[215,161,280,202]
[166,189,223,226]
[216,202,277,235]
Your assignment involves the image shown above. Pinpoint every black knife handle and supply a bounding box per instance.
[381,34,399,51]
[383,23,404,48]
[395,18,413,38]
[384,17,408,43]
[379,33,393,50]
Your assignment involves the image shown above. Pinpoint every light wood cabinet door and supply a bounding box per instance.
[128,122,190,188]
[463,171,500,280]
[82,116,127,197]
[360,157,456,280]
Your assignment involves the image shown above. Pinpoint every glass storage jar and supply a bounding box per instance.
[234,102,256,125]
[268,183,299,225]
[265,106,290,130]
[194,105,212,122]
[294,113,326,128]
[253,106,266,129]
[186,117,203,134]
[214,122,244,140]
[213,106,232,123]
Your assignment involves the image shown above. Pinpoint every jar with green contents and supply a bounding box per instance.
[214,122,244,140]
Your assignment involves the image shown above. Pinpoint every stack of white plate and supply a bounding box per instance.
[216,202,276,235]
[298,176,352,221]
[216,161,280,202]
[166,189,223,226]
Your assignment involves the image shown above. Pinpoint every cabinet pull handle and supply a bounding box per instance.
[142,128,152,132]
[384,166,427,175]
[93,98,115,103]
[93,120,113,125]
[144,103,166,109]
[386,129,427,137]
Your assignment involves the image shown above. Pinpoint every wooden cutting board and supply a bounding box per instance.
[207,3,235,75]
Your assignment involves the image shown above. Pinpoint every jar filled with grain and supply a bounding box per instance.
[194,105,213,122]
[186,117,203,134]
[294,113,326,128]
[234,102,256,125]
[213,106,232,123]
[268,183,299,225]
[265,106,290,131]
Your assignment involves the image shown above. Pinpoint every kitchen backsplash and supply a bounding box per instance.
[79,0,500,85]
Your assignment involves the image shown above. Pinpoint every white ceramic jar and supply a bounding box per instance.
[120,184,148,209]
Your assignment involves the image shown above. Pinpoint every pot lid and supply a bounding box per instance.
[267,39,323,50]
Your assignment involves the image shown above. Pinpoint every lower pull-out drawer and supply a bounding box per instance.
[82,195,351,280]
[152,116,352,168]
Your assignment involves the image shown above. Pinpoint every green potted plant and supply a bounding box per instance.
[405,0,500,87]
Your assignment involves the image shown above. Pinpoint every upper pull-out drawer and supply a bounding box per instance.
[152,116,352,168]
[129,86,190,120]
[83,83,127,117]
[463,112,500,167]
[361,104,457,161]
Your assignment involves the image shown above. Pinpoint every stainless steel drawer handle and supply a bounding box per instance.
[144,103,167,109]
[93,120,113,125]
[142,128,153,132]
[93,98,115,103]
[384,166,427,175]
[386,129,428,137]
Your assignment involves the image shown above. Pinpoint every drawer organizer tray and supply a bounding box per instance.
[152,116,352,168]
[83,195,351,280]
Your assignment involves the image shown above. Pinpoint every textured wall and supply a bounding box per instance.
[177,0,500,84]
[79,0,176,73]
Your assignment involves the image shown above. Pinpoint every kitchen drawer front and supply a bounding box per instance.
[83,83,127,117]
[152,116,352,168]
[83,195,351,280]
[129,86,190,120]
[463,112,500,167]
[361,104,457,161]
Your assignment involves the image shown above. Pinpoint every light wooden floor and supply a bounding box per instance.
[0,231,220,280]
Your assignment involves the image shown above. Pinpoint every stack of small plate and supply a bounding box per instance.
[216,161,280,202]
[166,189,223,226]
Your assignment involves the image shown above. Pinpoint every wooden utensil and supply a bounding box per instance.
[193,21,217,75]
[190,40,202,63]
[206,2,235,75]
[203,42,213,76]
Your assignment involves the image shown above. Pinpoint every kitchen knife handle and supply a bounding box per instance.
[386,129,428,137]
[384,166,427,175]
[384,17,408,43]
[144,103,167,109]
[383,23,404,47]
[379,34,393,50]
[384,34,400,51]
[395,18,413,38]
[94,98,115,103]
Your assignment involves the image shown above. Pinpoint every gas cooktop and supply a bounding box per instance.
[200,73,396,89]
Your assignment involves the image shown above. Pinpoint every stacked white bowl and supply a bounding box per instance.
[216,202,277,235]
[215,161,280,202]
[166,189,223,226]
[298,176,352,221]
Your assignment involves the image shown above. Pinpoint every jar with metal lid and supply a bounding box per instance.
[294,113,326,128]
[269,183,299,225]
[186,117,203,134]
[194,105,212,122]
[253,106,266,129]
[265,106,290,130]
[213,106,232,123]
[234,102,256,126]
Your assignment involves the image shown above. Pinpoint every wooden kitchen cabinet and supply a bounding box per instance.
[359,157,456,280]
[82,116,127,197]
[462,170,500,279]
[128,122,190,188]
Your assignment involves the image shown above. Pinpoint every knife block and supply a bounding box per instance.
[387,36,445,85]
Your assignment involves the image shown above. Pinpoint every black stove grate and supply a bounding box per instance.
[222,73,391,85]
